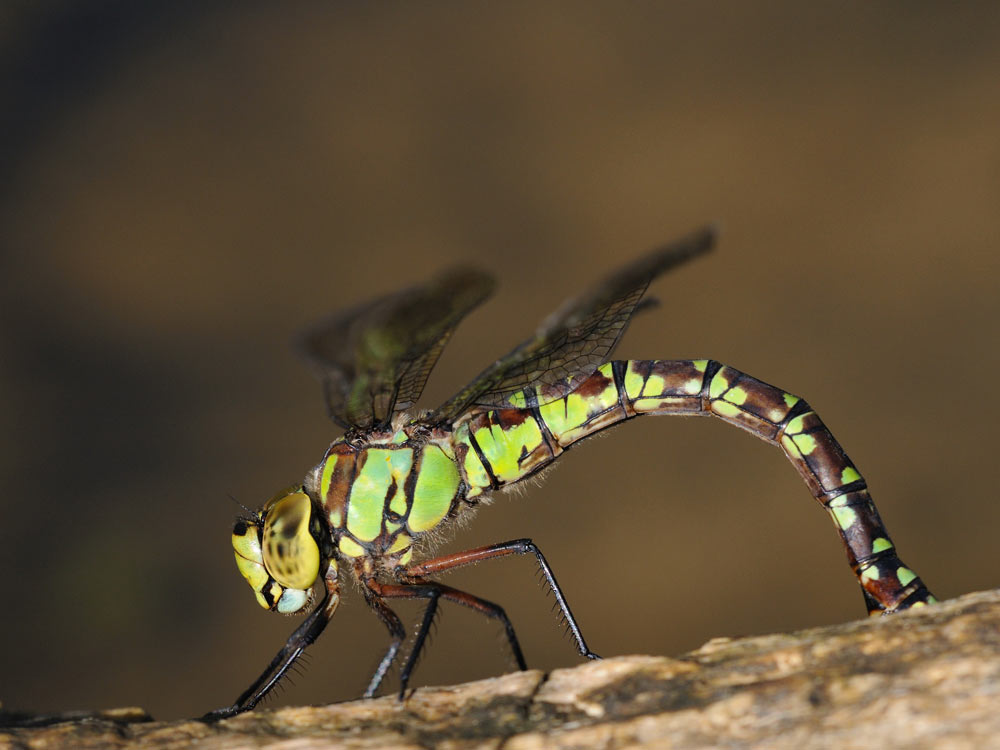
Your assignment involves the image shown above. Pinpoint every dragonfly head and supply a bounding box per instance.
[231,487,327,614]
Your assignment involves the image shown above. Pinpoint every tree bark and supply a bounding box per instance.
[4,589,999,749]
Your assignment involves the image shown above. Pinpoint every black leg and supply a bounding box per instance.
[203,570,341,720]
[360,586,407,699]
[404,538,599,660]
[366,579,528,698]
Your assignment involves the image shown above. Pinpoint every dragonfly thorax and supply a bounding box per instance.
[231,487,330,614]
[301,425,464,568]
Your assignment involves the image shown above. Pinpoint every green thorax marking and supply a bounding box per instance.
[313,429,464,553]
[349,448,413,542]
[409,443,461,531]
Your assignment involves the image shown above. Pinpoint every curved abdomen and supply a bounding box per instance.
[452,359,935,614]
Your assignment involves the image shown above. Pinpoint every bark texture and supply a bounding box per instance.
[3,589,999,750]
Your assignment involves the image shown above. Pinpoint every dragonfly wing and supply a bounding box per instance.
[299,268,495,430]
[427,225,717,423]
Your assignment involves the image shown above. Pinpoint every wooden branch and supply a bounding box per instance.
[4,589,999,749]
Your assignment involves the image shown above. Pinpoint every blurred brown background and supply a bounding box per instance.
[1,1,998,721]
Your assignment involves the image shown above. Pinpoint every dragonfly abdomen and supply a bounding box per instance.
[454,359,934,614]
[454,360,695,498]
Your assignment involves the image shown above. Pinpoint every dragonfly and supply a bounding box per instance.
[209,225,935,718]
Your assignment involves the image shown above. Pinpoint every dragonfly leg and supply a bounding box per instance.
[366,578,527,698]
[404,539,599,661]
[359,583,408,699]
[203,563,341,720]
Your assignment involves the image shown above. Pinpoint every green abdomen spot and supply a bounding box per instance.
[474,417,543,483]
[538,363,618,444]
[408,445,460,533]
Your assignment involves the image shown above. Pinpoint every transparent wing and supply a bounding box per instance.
[427,225,717,423]
[299,268,495,430]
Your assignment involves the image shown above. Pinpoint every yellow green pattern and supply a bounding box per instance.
[219,227,934,719]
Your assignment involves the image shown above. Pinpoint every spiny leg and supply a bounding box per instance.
[370,579,526,698]
[404,539,599,660]
[406,586,442,697]
[204,565,341,720]
[360,583,408,699]
[360,542,581,698]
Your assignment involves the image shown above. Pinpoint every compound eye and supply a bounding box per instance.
[232,519,269,594]
[262,491,321,590]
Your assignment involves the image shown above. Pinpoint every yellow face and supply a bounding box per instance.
[232,488,321,614]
